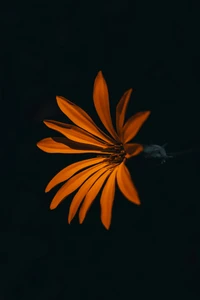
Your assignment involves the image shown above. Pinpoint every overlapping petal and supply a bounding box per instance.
[124,143,143,158]
[37,137,112,154]
[50,162,110,210]
[79,169,112,224]
[68,166,109,223]
[44,120,108,148]
[122,111,150,143]
[116,88,132,136]
[117,163,140,205]
[93,71,120,141]
[45,157,106,192]
[56,96,115,144]
[100,167,118,229]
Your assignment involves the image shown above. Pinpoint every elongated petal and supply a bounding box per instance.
[68,167,109,223]
[50,162,109,210]
[100,167,118,230]
[117,163,140,205]
[122,111,151,143]
[116,89,132,136]
[37,138,112,154]
[56,96,115,144]
[45,157,106,192]
[79,169,112,224]
[44,120,108,148]
[93,71,119,141]
[124,143,143,158]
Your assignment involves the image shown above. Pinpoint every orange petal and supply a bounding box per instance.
[56,96,115,145]
[124,143,143,159]
[122,111,151,143]
[44,120,108,148]
[37,138,112,154]
[93,71,120,141]
[68,167,109,224]
[50,162,109,210]
[116,163,140,205]
[45,157,106,192]
[116,89,132,136]
[100,167,118,230]
[79,169,112,224]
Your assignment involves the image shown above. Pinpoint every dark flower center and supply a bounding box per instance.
[100,143,126,164]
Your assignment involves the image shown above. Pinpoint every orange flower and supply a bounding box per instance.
[37,71,150,229]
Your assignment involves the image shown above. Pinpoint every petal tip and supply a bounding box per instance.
[135,199,141,205]
[146,111,151,117]
[56,95,65,106]
[97,70,103,76]
[55,95,59,103]
[45,186,50,193]
[50,203,56,210]
[36,141,42,149]
[103,223,110,230]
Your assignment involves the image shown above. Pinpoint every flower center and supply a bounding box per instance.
[99,143,126,164]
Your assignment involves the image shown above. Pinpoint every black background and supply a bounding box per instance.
[1,0,200,299]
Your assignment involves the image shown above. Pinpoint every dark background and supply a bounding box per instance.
[1,0,200,299]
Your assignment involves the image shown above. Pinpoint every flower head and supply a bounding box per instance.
[37,71,150,229]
